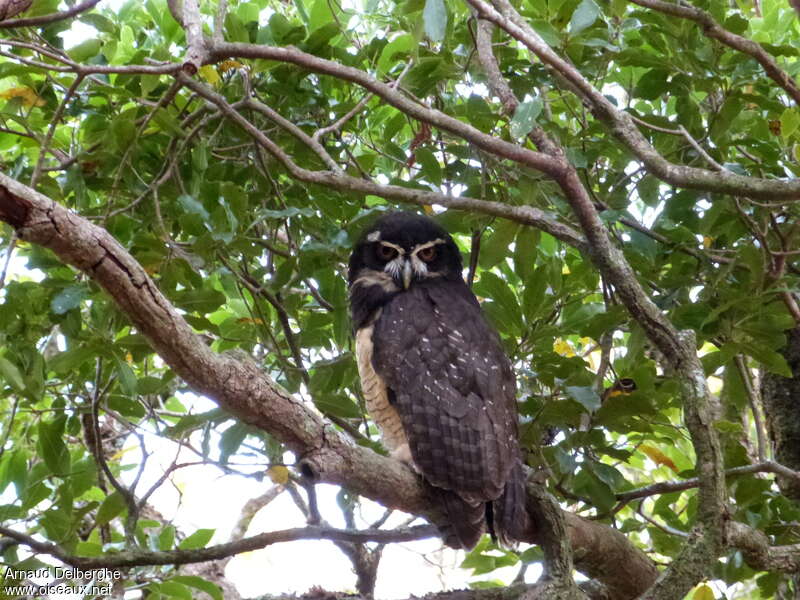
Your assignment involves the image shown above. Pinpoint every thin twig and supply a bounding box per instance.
[31,74,85,188]
[177,72,589,252]
[0,523,438,569]
[735,354,767,462]
[0,233,17,289]
[0,0,101,28]
[630,0,800,106]
[637,501,689,538]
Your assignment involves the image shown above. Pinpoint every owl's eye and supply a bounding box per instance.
[418,246,436,262]
[376,244,398,261]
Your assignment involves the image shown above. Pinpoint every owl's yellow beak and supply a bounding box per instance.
[402,259,413,289]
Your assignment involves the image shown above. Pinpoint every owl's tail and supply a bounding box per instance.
[431,460,532,549]
[431,488,485,550]
[490,459,532,546]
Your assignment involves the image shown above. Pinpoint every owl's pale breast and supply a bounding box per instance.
[355,318,413,464]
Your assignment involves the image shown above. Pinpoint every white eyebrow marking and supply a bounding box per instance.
[367,231,381,242]
[380,241,405,254]
[410,238,445,254]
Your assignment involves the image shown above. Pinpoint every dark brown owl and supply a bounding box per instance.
[348,211,530,549]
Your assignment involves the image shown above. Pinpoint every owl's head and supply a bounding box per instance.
[348,212,463,292]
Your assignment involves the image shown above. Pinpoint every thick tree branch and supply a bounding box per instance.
[181,0,205,74]
[727,522,800,573]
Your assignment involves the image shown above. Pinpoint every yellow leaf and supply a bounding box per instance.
[219,60,244,72]
[198,65,220,85]
[640,445,678,472]
[692,584,715,600]
[0,86,45,107]
[110,445,138,460]
[267,465,289,485]
[553,338,575,357]
[237,317,264,325]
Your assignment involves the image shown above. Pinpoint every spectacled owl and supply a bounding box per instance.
[348,211,530,549]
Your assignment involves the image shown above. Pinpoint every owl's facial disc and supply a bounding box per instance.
[379,239,445,289]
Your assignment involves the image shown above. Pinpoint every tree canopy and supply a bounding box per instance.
[1,0,800,598]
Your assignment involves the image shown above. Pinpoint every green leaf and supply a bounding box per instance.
[513,227,539,281]
[590,462,627,491]
[171,576,223,600]
[79,13,117,34]
[114,356,138,397]
[68,39,102,62]
[479,220,519,269]
[219,422,249,464]
[522,266,550,320]
[76,541,103,556]
[0,450,20,494]
[510,98,543,139]
[178,528,215,550]
[41,507,73,541]
[310,0,336,31]
[634,70,670,101]
[414,147,442,185]
[96,491,128,525]
[565,386,601,412]
[178,194,210,221]
[38,418,70,476]
[172,288,227,313]
[0,505,24,521]
[780,108,800,140]
[739,341,792,377]
[378,34,415,74]
[159,525,176,550]
[473,272,523,335]
[314,394,362,419]
[8,450,27,494]
[159,580,193,600]
[48,345,100,375]
[714,420,744,435]
[423,0,447,42]
[0,356,26,393]
[69,457,96,497]
[692,584,715,600]
[569,0,601,34]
